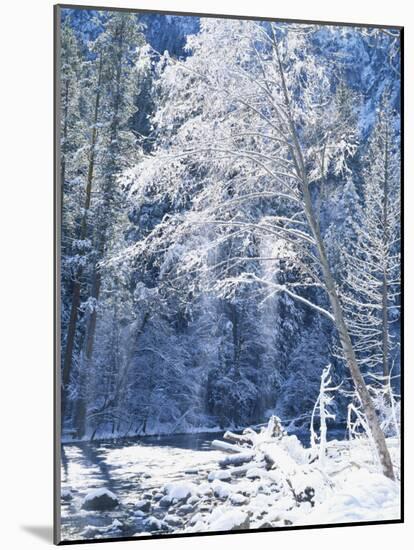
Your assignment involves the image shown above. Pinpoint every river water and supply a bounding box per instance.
[60,428,346,542]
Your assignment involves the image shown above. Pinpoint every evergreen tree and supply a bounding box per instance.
[342,96,400,378]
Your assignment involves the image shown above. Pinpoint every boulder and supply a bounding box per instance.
[61,488,73,502]
[229,493,249,506]
[81,488,119,511]
[163,481,196,502]
[159,495,173,508]
[208,470,232,482]
[209,510,250,531]
[144,516,168,532]
[176,504,194,516]
[164,515,183,528]
[258,521,273,529]
[136,499,151,513]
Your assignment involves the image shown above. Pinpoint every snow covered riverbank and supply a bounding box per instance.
[153,419,400,534]
[60,418,400,542]
[183,439,400,532]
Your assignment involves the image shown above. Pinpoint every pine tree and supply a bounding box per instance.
[342,96,401,378]
[73,12,146,438]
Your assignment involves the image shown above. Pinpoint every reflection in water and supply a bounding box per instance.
[80,444,114,487]
[60,431,225,542]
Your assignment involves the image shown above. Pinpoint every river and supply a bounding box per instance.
[60,428,347,542]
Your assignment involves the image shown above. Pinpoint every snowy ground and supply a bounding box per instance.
[178,432,400,534]
[60,429,400,542]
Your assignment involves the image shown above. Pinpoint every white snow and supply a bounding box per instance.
[184,427,400,534]
[299,468,399,524]
[229,493,249,505]
[61,418,400,541]
[164,481,197,501]
[81,519,123,538]
[208,509,248,531]
[208,470,232,481]
[211,479,232,498]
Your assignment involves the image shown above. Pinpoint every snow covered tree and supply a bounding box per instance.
[60,21,100,419]
[60,11,148,436]
[119,20,396,478]
[341,96,401,379]
[58,10,401,475]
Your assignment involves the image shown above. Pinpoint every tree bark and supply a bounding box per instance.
[74,23,126,438]
[61,53,103,421]
[60,78,70,196]
[382,120,390,379]
[272,31,395,480]
[301,158,394,480]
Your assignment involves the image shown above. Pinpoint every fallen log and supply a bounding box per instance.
[230,460,266,478]
[213,416,287,456]
[211,440,244,454]
[219,452,255,468]
[223,431,254,447]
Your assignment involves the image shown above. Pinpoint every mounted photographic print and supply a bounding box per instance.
[54,3,403,544]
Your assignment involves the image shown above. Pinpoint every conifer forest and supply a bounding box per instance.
[57,7,402,542]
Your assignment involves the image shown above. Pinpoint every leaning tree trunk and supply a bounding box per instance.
[273,33,395,480]
[381,121,390,379]
[303,182,395,480]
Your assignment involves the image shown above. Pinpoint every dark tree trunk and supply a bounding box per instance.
[61,78,70,195]
[74,23,126,438]
[61,54,103,422]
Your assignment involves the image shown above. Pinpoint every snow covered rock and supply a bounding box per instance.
[81,519,123,538]
[245,467,263,480]
[61,488,73,501]
[144,516,168,532]
[209,509,250,531]
[164,516,183,529]
[136,499,151,512]
[163,481,197,502]
[211,479,232,499]
[196,482,213,497]
[81,488,119,511]
[176,503,195,516]
[229,493,249,506]
[290,468,330,505]
[300,469,400,525]
[208,470,232,482]
[164,515,183,528]
[257,521,274,529]
[159,495,173,508]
